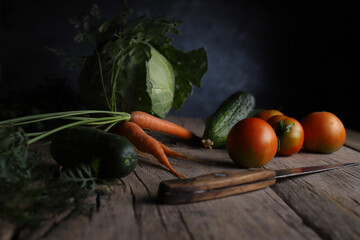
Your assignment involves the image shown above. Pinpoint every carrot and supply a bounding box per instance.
[160,142,194,160]
[159,142,212,165]
[130,111,198,141]
[112,121,186,178]
[135,136,209,165]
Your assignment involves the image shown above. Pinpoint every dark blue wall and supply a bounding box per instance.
[1,1,359,130]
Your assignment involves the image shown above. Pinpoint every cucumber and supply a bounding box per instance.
[50,126,138,179]
[202,91,255,148]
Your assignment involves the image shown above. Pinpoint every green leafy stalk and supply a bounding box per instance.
[95,49,112,111]
[110,59,117,111]
[27,116,124,144]
[111,60,124,112]
[0,110,130,145]
[0,110,129,126]
[104,121,118,132]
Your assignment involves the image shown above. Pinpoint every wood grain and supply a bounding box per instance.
[15,116,360,240]
[345,128,360,152]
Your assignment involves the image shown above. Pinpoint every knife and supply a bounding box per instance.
[157,162,359,204]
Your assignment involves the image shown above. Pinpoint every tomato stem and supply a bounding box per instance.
[273,120,294,152]
[274,120,294,136]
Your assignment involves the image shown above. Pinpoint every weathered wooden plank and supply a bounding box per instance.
[345,128,360,152]
[40,157,321,240]
[18,117,360,240]
[266,147,360,239]
[129,151,321,240]
[163,189,321,240]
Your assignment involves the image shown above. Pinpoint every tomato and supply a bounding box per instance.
[226,118,278,168]
[301,112,346,153]
[267,115,304,155]
[255,110,284,121]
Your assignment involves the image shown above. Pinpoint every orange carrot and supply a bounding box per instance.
[160,142,194,160]
[112,122,186,178]
[136,149,159,163]
[158,142,212,164]
[130,111,198,141]
[136,137,209,165]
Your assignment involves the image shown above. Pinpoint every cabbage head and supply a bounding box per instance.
[79,43,176,118]
[75,5,208,118]
[146,47,175,117]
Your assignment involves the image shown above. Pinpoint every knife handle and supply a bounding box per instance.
[158,168,276,204]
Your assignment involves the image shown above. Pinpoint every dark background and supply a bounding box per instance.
[1,0,359,130]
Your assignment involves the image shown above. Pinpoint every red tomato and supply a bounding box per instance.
[226,118,278,168]
[255,110,284,121]
[301,112,346,153]
[267,115,304,155]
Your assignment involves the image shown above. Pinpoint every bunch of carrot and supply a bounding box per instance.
[111,111,200,178]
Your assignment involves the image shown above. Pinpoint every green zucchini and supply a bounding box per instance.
[50,126,138,179]
[202,91,255,148]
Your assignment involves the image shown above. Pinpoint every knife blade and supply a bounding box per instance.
[158,162,359,204]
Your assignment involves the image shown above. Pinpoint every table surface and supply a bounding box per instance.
[3,116,360,240]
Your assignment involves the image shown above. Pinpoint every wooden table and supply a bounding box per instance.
[5,116,360,240]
